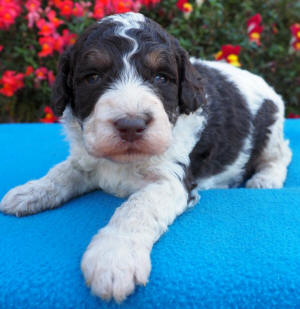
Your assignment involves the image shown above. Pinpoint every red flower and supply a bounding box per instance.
[247,13,262,29]
[25,0,40,11]
[0,70,24,97]
[247,13,263,46]
[93,1,105,19]
[183,3,192,13]
[24,66,34,76]
[58,0,73,19]
[53,33,65,53]
[0,45,3,52]
[176,0,192,12]
[35,67,48,80]
[61,29,77,46]
[290,24,300,51]
[38,36,55,57]
[113,0,133,14]
[40,106,59,123]
[292,41,300,51]
[0,0,22,30]
[176,0,193,18]
[291,24,300,39]
[36,18,56,36]
[215,45,241,67]
[46,9,64,28]
[287,113,300,119]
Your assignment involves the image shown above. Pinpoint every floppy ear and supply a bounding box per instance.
[51,48,73,117]
[178,48,206,114]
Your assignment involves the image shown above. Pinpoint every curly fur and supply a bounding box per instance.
[0,12,291,302]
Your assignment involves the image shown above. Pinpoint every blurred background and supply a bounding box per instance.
[0,0,299,122]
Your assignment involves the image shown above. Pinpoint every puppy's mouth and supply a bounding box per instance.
[86,138,169,163]
[102,141,155,163]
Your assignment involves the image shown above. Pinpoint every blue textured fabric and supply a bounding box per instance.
[0,121,299,308]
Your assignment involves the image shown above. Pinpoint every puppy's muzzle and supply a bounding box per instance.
[114,114,153,142]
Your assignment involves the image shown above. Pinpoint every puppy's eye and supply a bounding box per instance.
[154,74,168,84]
[85,74,101,84]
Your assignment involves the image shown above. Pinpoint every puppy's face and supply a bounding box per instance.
[52,13,205,163]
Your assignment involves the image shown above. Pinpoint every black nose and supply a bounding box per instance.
[114,116,151,142]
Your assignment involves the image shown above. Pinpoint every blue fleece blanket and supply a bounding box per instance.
[0,121,299,308]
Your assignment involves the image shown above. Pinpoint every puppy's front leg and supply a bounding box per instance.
[0,158,97,216]
[81,178,189,302]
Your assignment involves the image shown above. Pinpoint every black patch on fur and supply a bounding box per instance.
[244,99,278,179]
[186,63,252,185]
[132,17,206,123]
[51,14,206,123]
[51,47,73,116]
[51,20,132,119]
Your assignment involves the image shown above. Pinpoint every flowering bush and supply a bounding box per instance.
[145,0,300,117]
[0,0,299,122]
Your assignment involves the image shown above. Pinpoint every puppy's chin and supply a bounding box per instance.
[104,152,152,164]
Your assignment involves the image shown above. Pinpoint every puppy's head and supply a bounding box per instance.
[52,12,205,163]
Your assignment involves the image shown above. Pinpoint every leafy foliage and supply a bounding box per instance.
[144,0,300,114]
[0,0,299,122]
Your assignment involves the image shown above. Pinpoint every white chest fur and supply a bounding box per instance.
[95,160,151,197]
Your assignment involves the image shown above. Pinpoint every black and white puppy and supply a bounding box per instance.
[0,12,292,302]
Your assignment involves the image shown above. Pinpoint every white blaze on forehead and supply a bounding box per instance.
[96,74,163,120]
[98,13,148,102]
[98,12,145,70]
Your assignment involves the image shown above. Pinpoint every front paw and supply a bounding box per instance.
[245,174,283,189]
[0,181,42,216]
[81,231,151,302]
